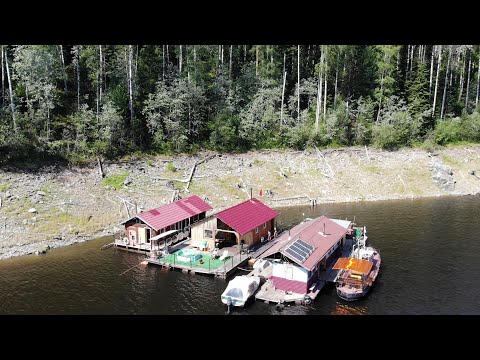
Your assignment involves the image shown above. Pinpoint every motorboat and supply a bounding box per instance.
[221,275,260,311]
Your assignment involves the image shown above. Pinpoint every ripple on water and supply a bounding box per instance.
[0,196,480,314]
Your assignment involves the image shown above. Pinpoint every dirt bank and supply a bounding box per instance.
[1,145,480,260]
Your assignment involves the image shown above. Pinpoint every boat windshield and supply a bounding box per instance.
[225,288,243,299]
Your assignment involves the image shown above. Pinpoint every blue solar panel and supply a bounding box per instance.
[285,247,305,262]
[296,239,314,253]
[284,239,315,263]
[290,244,309,258]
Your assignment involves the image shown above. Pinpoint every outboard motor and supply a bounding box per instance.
[226,298,232,314]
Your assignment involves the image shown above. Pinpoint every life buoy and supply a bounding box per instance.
[303,295,312,305]
[123,237,129,245]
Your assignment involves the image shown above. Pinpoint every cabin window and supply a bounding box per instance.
[204,229,213,238]
[263,223,266,229]
[255,227,259,234]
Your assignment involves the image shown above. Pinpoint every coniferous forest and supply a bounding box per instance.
[1,45,479,164]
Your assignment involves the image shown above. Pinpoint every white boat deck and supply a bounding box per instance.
[255,278,325,304]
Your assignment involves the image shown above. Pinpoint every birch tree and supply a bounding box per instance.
[1,46,4,106]
[440,46,452,119]
[465,53,471,111]
[297,45,300,119]
[72,45,81,111]
[59,45,67,92]
[315,48,324,132]
[429,45,435,95]
[128,45,134,126]
[323,48,328,118]
[476,49,480,108]
[4,47,16,133]
[432,45,442,117]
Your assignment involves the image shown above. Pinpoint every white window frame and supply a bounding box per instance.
[255,227,259,234]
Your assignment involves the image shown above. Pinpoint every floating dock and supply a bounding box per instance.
[114,239,153,254]
[146,237,279,279]
[255,278,325,304]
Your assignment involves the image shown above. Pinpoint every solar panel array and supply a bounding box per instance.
[284,239,315,263]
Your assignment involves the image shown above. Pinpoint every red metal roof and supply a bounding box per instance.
[128,195,212,231]
[260,216,349,271]
[214,198,279,236]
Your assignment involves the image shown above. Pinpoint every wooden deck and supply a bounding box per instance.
[114,235,188,254]
[246,264,273,279]
[114,240,152,253]
[320,238,354,283]
[255,278,325,304]
[146,238,282,279]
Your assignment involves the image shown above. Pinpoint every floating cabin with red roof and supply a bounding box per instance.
[259,216,353,295]
[190,198,279,251]
[119,195,212,251]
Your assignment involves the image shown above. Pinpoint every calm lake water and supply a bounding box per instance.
[1,195,479,315]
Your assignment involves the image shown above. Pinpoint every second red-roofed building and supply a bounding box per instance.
[190,198,279,251]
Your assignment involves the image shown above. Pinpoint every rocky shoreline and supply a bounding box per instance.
[1,145,479,260]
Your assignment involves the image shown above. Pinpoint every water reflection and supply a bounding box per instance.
[0,195,479,314]
[330,302,368,315]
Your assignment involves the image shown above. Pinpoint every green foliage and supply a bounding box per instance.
[433,117,464,145]
[0,183,11,192]
[411,132,442,152]
[372,96,419,149]
[462,111,480,142]
[102,172,128,190]
[434,112,480,145]
[144,78,207,152]
[372,123,402,149]
[325,101,350,145]
[352,97,375,145]
[342,46,378,99]
[209,113,241,152]
[374,45,401,104]
[238,80,281,148]
[166,162,176,172]
[406,63,431,115]
[1,44,480,165]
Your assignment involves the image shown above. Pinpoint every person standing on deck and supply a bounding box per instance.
[273,227,278,238]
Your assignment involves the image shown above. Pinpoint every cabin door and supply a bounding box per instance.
[129,230,136,244]
[286,265,294,280]
[138,227,146,244]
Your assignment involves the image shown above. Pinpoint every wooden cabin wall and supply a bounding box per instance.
[191,216,217,243]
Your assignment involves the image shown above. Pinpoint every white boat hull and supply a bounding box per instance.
[221,275,260,307]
